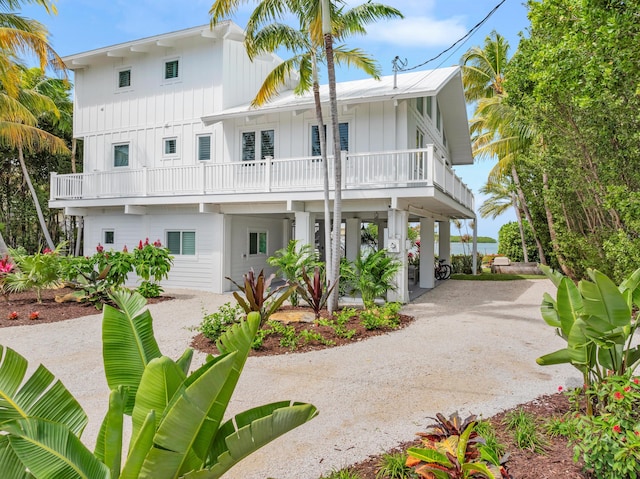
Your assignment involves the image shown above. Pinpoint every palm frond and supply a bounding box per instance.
[251,55,306,107]
[333,45,380,79]
[334,3,403,41]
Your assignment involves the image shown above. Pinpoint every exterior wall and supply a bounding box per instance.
[406,96,450,159]
[83,207,225,291]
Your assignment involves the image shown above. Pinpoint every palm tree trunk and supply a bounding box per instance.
[323,29,342,313]
[18,146,55,250]
[511,164,547,265]
[511,194,529,262]
[0,230,8,256]
[312,53,332,275]
[542,171,575,278]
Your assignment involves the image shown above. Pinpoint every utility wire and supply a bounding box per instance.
[399,0,508,72]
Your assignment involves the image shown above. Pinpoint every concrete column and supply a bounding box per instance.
[420,217,435,289]
[222,214,233,292]
[438,220,451,264]
[375,219,386,250]
[294,211,315,247]
[345,217,361,262]
[386,209,409,303]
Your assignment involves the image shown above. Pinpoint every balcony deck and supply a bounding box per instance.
[50,147,474,213]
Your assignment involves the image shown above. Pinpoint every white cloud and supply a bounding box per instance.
[366,15,467,47]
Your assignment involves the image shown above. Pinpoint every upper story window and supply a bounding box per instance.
[242,129,275,161]
[426,96,433,118]
[113,143,129,167]
[416,97,424,116]
[198,135,211,161]
[436,102,442,131]
[164,137,177,157]
[164,59,179,81]
[118,69,131,88]
[311,122,349,156]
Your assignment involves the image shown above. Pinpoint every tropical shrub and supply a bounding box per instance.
[227,268,295,324]
[359,302,401,330]
[449,253,482,275]
[267,239,318,306]
[537,265,640,412]
[0,254,14,299]
[317,308,357,339]
[353,249,401,308]
[339,256,357,297]
[376,452,416,479]
[0,290,318,479]
[132,238,173,297]
[200,301,246,342]
[503,408,547,453]
[5,243,65,302]
[297,266,336,318]
[497,220,539,262]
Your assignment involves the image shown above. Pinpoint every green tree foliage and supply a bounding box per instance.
[505,0,640,281]
[497,221,538,263]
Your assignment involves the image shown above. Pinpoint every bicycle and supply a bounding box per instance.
[434,259,452,280]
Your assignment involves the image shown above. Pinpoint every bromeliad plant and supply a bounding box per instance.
[227,268,295,324]
[0,290,317,479]
[537,265,640,414]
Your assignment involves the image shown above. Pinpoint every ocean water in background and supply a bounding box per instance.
[437,242,499,256]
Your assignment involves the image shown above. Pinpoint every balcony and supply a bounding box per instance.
[50,147,474,212]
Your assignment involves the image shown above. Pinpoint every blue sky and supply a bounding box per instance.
[24,0,530,239]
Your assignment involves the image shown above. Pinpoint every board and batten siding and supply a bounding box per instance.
[83,208,226,292]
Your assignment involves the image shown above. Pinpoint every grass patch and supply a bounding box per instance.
[451,273,545,281]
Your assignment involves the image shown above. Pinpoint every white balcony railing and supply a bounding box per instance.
[50,147,474,211]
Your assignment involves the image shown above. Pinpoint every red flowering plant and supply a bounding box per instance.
[29,311,39,320]
[7,311,18,320]
[0,255,14,300]
[132,238,173,298]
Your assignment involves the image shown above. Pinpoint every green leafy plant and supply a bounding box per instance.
[56,263,114,309]
[339,257,357,298]
[322,468,363,479]
[136,280,162,298]
[360,302,402,330]
[353,249,401,308]
[227,268,295,324]
[267,239,318,306]
[132,238,173,297]
[571,374,640,478]
[5,243,65,302]
[297,266,337,318]
[317,308,357,339]
[0,290,318,478]
[376,452,416,479]
[537,265,640,414]
[200,301,246,342]
[503,408,547,453]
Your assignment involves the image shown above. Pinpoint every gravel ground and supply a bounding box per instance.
[0,279,578,479]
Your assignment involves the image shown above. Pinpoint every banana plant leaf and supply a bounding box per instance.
[556,278,583,339]
[580,270,631,328]
[94,387,126,479]
[0,436,33,479]
[537,347,587,368]
[0,345,87,436]
[120,410,155,479]
[539,263,564,287]
[540,292,561,329]
[5,418,110,479]
[619,267,640,307]
[190,401,318,478]
[103,290,162,415]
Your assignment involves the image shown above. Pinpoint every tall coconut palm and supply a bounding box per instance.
[461,32,547,265]
[210,0,402,311]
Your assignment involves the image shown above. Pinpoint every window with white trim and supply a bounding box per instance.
[242,129,275,161]
[164,137,177,157]
[197,135,211,161]
[249,231,267,255]
[104,230,115,245]
[166,231,195,255]
[416,97,424,116]
[164,59,179,80]
[426,96,433,118]
[311,122,349,156]
[113,143,129,167]
[118,69,131,88]
[436,101,442,131]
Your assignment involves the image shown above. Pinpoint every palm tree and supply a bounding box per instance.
[479,175,529,262]
[461,32,547,265]
[0,1,66,250]
[210,0,402,311]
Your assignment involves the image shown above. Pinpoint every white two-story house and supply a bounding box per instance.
[50,21,475,302]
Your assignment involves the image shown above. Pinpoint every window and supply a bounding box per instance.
[164,138,177,156]
[164,59,179,80]
[118,69,131,88]
[416,129,424,149]
[242,129,275,161]
[104,230,115,245]
[113,143,129,167]
[198,135,211,161]
[166,231,195,255]
[436,102,441,131]
[426,96,433,118]
[311,122,349,156]
[249,231,267,255]
[416,97,424,115]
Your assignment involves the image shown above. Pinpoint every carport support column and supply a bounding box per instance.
[420,217,435,289]
[387,209,409,304]
[438,220,451,264]
[345,218,361,262]
[294,211,315,249]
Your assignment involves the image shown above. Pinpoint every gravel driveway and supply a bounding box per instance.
[0,279,578,478]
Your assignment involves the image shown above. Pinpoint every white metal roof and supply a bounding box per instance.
[202,66,473,164]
